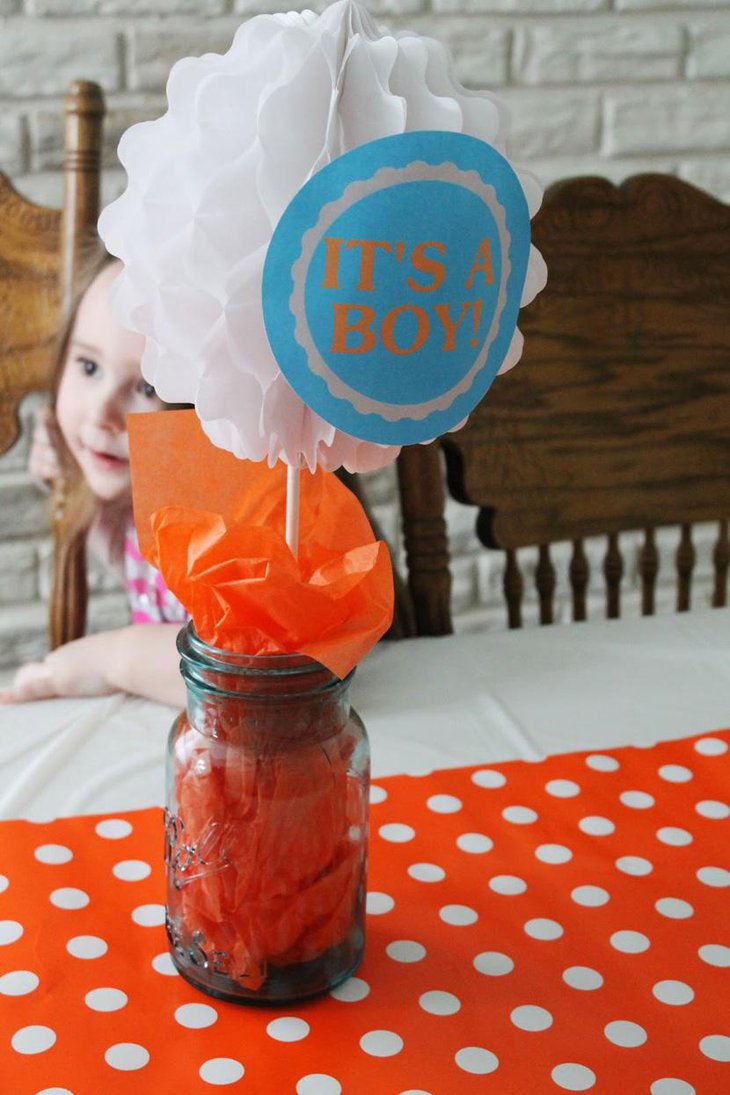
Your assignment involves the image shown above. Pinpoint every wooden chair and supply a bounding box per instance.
[0,80,105,649]
[397,174,730,635]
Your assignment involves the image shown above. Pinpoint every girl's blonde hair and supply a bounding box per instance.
[50,244,123,547]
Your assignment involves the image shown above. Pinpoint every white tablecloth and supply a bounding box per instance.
[1,609,728,821]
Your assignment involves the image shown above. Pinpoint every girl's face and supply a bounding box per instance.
[56,262,163,503]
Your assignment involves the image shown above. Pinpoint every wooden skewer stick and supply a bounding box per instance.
[285,463,301,559]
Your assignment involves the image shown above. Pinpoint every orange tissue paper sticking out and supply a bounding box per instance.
[127,410,394,679]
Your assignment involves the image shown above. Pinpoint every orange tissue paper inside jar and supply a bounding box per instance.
[129,411,386,995]
[127,410,394,679]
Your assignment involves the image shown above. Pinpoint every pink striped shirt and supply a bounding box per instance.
[124,524,188,625]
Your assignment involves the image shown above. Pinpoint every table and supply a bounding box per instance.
[0,609,728,820]
[0,611,728,1094]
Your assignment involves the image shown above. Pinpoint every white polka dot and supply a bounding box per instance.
[510,1004,553,1031]
[695,799,730,819]
[427,793,462,814]
[67,935,108,959]
[659,764,693,783]
[439,904,478,926]
[620,791,655,809]
[369,785,387,804]
[489,874,527,895]
[112,860,151,882]
[330,977,370,1002]
[474,951,514,976]
[386,940,426,963]
[95,818,133,839]
[131,903,165,927]
[366,891,394,915]
[34,843,73,865]
[610,930,650,954]
[0,970,39,996]
[0,874,7,893]
[456,832,493,854]
[85,989,129,1011]
[578,816,615,836]
[397,1090,432,1095]
[49,887,89,910]
[545,779,581,798]
[175,1003,218,1029]
[571,885,609,907]
[151,952,178,976]
[35,1089,74,1095]
[471,769,506,789]
[652,980,694,1006]
[359,1030,403,1057]
[104,1043,150,1071]
[11,1024,56,1055]
[524,918,563,940]
[650,1080,695,1095]
[586,754,620,772]
[378,823,415,843]
[696,866,730,887]
[502,805,538,824]
[455,1047,499,1075]
[698,943,730,967]
[199,1058,246,1086]
[407,862,445,883]
[296,1076,340,1095]
[85,987,128,1012]
[551,1063,596,1091]
[694,737,728,756]
[615,855,653,876]
[419,990,461,1015]
[699,1035,730,1062]
[535,843,573,864]
[266,1017,310,1043]
[563,966,603,991]
[655,897,694,919]
[604,1020,647,1048]
[0,920,23,945]
[657,826,693,846]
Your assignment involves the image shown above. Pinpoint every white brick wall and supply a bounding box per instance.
[0,0,728,664]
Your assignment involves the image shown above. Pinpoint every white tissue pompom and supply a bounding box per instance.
[99,0,546,471]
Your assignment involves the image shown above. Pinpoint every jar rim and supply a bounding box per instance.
[177,622,353,700]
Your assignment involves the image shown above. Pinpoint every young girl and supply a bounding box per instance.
[0,250,188,708]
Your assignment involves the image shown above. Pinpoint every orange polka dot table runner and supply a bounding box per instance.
[1,730,728,1095]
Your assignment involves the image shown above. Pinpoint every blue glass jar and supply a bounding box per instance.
[164,624,370,1004]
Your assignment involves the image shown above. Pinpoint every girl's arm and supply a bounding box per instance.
[0,624,185,708]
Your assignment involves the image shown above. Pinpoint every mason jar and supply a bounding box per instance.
[164,623,370,1004]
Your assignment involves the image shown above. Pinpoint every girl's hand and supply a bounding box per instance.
[28,404,62,488]
[0,642,115,704]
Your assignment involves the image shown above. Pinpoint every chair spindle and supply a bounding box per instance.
[536,544,555,624]
[504,549,523,629]
[639,527,659,616]
[603,533,623,619]
[676,523,695,612]
[569,539,589,621]
[713,520,729,608]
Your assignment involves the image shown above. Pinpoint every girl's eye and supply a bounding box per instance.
[137,380,157,399]
[78,357,98,376]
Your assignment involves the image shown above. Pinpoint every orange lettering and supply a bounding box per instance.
[381,306,429,356]
[330,303,377,354]
[322,237,344,289]
[434,302,471,351]
[464,238,494,289]
[345,240,392,291]
[407,241,446,293]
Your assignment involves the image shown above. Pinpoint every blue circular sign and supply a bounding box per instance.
[263,131,531,445]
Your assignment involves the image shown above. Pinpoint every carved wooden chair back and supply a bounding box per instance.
[397,174,730,635]
[0,80,105,649]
